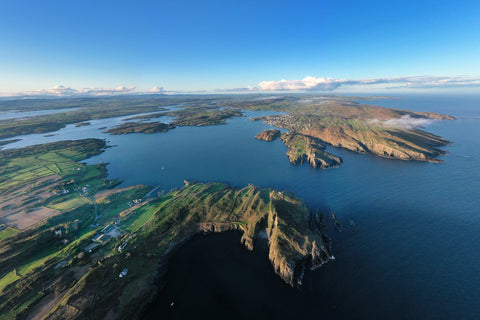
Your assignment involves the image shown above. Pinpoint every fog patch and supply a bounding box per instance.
[371,115,435,129]
[250,96,281,101]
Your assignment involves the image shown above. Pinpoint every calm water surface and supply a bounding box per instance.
[3,95,480,319]
[139,95,480,320]
[0,107,80,120]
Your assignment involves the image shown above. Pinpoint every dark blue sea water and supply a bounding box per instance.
[134,94,479,320]
[2,94,479,319]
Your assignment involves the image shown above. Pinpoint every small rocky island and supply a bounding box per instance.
[104,122,175,135]
[74,122,91,127]
[255,129,281,141]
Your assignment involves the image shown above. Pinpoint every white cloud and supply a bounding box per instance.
[2,74,480,98]
[250,75,480,92]
[258,76,342,91]
[148,86,165,93]
[1,85,137,97]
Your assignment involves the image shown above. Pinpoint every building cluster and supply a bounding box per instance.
[261,114,298,129]
[128,199,142,207]
[81,185,90,196]
[83,224,122,253]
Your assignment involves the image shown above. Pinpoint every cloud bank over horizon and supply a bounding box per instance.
[252,75,480,92]
[0,85,175,98]
[0,85,138,97]
[1,75,480,98]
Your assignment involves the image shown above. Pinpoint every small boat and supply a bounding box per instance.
[119,268,128,278]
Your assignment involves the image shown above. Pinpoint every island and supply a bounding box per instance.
[0,139,332,320]
[74,122,91,127]
[104,122,175,135]
[255,129,281,141]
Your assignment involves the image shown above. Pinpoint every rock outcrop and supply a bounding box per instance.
[281,132,343,169]
[255,129,281,141]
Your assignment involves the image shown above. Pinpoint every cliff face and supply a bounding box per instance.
[266,193,332,284]
[255,129,281,141]
[281,132,343,169]
[190,187,332,285]
[255,129,344,169]
[257,113,451,163]
[158,183,333,286]
[301,123,450,162]
[46,182,332,319]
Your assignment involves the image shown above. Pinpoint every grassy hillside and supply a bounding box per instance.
[0,137,331,320]
[43,182,331,320]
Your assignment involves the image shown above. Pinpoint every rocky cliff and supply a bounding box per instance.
[300,122,450,162]
[44,182,332,319]
[255,129,281,141]
[281,132,343,169]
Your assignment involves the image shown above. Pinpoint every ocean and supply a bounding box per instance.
[2,94,479,319]
[138,94,480,320]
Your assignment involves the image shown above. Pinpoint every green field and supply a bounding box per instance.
[0,227,18,242]
[0,139,155,318]
[0,269,20,293]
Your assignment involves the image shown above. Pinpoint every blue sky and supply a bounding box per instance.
[0,0,479,95]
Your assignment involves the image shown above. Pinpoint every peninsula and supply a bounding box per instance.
[165,107,243,126]
[105,122,175,135]
[241,97,454,164]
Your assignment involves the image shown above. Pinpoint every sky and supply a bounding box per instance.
[0,0,479,95]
